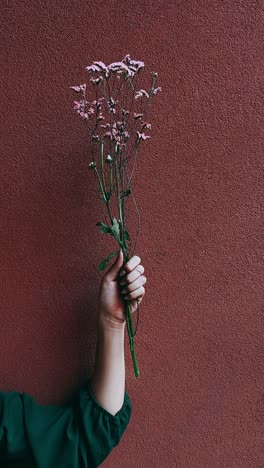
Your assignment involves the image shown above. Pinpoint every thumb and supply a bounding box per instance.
[104,249,124,282]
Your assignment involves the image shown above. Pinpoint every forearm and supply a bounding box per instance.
[89,318,126,416]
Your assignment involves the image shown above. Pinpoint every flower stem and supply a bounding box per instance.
[114,142,139,378]
[113,144,123,225]
[123,251,140,379]
[100,140,114,224]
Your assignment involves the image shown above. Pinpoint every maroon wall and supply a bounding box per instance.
[1,1,263,467]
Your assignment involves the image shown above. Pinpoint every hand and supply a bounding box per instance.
[97,250,147,329]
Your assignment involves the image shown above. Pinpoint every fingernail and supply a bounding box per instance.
[119,270,126,277]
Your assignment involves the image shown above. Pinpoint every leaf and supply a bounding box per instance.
[111,217,120,238]
[124,189,132,197]
[120,189,132,199]
[96,221,108,227]
[98,250,120,271]
[124,230,130,241]
[99,226,112,234]
[96,221,113,235]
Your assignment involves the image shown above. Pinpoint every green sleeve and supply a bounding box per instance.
[0,380,132,467]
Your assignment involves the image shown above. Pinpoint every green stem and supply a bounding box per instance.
[113,144,123,226]
[123,251,140,379]
[100,140,114,224]
[110,165,113,193]
[114,146,139,379]
[94,167,106,203]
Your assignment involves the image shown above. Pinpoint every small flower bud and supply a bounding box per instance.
[89,161,96,170]
[134,113,143,119]
[122,109,130,116]
[106,154,113,164]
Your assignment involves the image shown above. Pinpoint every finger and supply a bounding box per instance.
[119,255,141,277]
[123,286,145,300]
[131,296,143,313]
[119,265,145,285]
[104,250,123,282]
[120,275,147,295]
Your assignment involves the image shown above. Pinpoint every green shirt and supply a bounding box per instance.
[0,381,132,467]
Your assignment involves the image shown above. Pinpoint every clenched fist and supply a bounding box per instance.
[98,250,147,329]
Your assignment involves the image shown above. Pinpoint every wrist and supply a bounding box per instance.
[97,314,126,333]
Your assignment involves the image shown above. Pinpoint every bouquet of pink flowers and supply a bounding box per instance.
[70,55,161,378]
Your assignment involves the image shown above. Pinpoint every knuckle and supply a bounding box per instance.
[124,272,130,282]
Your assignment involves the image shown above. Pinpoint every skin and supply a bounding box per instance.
[89,250,147,415]
[98,249,147,327]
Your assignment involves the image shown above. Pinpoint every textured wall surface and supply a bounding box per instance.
[0,1,263,467]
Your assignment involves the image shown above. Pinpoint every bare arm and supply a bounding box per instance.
[89,250,146,416]
[89,320,126,416]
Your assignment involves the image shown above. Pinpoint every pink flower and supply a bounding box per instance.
[90,76,103,85]
[135,89,149,99]
[136,131,151,141]
[107,97,118,114]
[79,112,89,120]
[92,135,100,141]
[85,61,111,78]
[92,98,104,109]
[141,122,151,130]
[108,61,133,77]
[93,61,109,72]
[104,131,113,140]
[85,64,102,73]
[124,131,130,141]
[73,99,89,117]
[151,86,162,95]
[73,100,82,110]
[122,55,145,74]
[70,84,86,93]
[122,109,130,116]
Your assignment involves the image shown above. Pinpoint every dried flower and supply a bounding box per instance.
[90,76,104,85]
[106,154,113,164]
[136,131,151,141]
[69,84,86,93]
[151,86,162,96]
[108,61,133,76]
[135,89,150,99]
[70,54,162,380]
[122,54,145,74]
[141,122,151,130]
[122,109,130,116]
[85,63,102,73]
[89,161,96,170]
